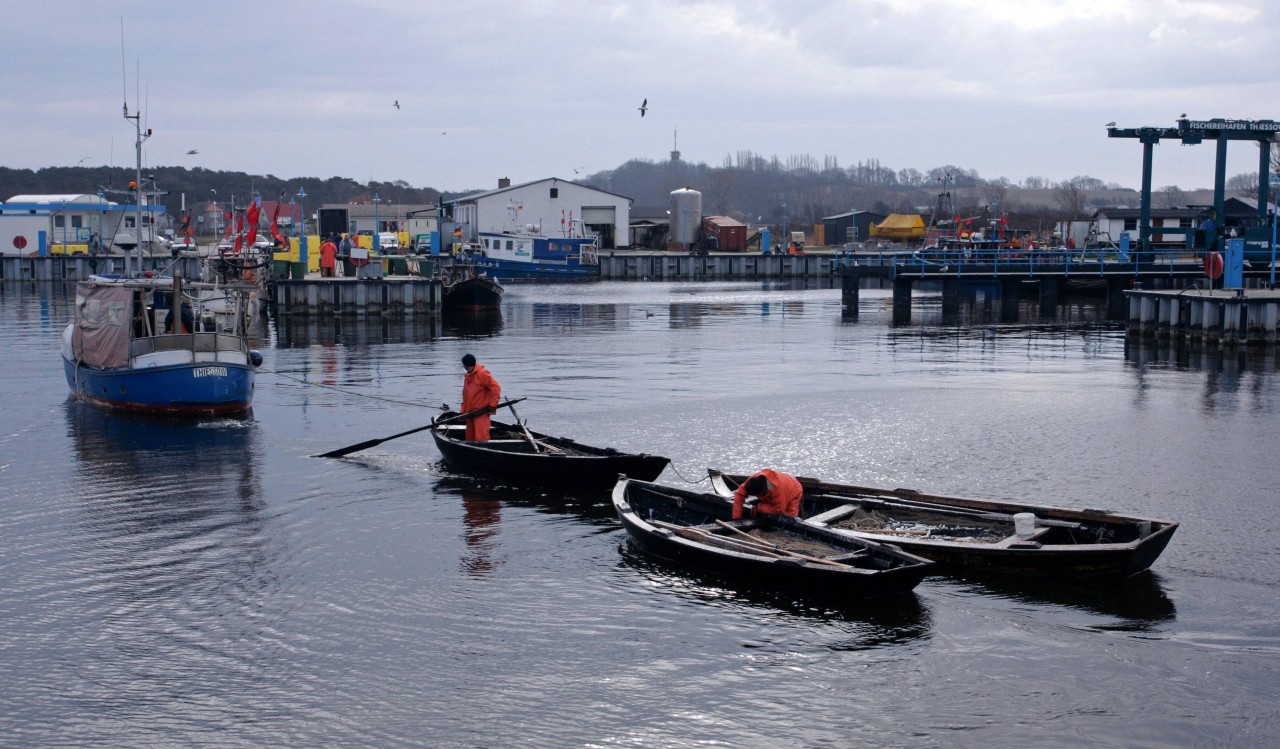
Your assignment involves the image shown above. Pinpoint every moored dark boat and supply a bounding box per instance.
[614,477,933,600]
[441,271,504,311]
[431,415,668,490]
[710,470,1178,580]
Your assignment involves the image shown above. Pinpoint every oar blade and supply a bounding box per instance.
[314,438,384,459]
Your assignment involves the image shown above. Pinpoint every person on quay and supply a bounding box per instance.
[319,235,338,278]
[732,469,803,521]
[350,234,374,279]
[338,233,354,277]
[460,353,501,442]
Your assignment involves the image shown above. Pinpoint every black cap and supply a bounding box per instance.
[461,353,476,368]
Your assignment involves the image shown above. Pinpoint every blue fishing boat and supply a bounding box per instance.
[59,88,262,416]
[460,230,599,281]
[62,273,262,415]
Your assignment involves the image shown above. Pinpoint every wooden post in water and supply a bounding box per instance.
[841,272,860,317]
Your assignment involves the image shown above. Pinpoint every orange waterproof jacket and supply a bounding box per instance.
[320,241,337,268]
[461,363,501,414]
[732,469,803,520]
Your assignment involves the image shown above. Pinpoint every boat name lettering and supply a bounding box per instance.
[193,366,228,378]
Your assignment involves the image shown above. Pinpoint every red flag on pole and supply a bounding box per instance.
[233,212,244,254]
[270,201,286,247]
[244,199,261,247]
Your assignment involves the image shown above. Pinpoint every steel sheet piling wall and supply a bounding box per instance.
[1126,289,1280,345]
[272,278,442,316]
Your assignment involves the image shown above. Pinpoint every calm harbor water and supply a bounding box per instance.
[2,280,1278,748]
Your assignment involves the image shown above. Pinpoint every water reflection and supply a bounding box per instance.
[947,570,1176,632]
[443,309,503,338]
[62,399,275,614]
[1125,337,1279,373]
[617,544,933,643]
[272,314,442,348]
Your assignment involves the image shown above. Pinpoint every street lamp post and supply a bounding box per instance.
[373,193,381,248]
[297,187,307,269]
[781,202,788,252]
[1271,174,1279,287]
[60,199,68,253]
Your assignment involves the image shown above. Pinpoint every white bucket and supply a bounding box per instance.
[1013,512,1037,537]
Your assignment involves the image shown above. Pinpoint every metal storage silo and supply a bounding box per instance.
[668,187,702,250]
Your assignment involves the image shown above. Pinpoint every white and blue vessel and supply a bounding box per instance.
[58,85,262,415]
[461,229,599,281]
[62,273,262,415]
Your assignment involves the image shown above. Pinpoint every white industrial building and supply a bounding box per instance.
[0,193,164,255]
[445,178,632,249]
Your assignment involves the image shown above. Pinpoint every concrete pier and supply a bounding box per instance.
[271,277,443,316]
[1126,288,1280,345]
[598,251,840,280]
[1,254,204,282]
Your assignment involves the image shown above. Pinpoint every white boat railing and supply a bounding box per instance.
[129,332,248,358]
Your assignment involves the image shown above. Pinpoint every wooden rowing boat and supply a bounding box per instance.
[430,415,669,490]
[613,477,933,600]
[709,470,1178,580]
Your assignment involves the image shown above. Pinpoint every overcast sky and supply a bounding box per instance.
[5,0,1277,194]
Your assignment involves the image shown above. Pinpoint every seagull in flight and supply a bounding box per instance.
[638,98,647,117]
[186,149,198,155]
[394,100,400,109]
[573,166,587,175]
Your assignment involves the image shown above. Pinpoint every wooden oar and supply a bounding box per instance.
[503,398,544,454]
[314,398,525,458]
[712,519,849,568]
[651,520,790,559]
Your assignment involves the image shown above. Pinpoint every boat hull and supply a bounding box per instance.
[711,470,1178,580]
[459,254,597,282]
[63,356,255,415]
[442,276,504,310]
[431,419,668,490]
[615,479,932,600]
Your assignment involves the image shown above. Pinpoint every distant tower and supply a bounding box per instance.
[670,128,681,163]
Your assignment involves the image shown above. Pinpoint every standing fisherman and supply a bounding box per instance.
[460,353,501,442]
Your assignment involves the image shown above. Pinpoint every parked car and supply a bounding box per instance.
[171,237,197,252]
[378,232,402,254]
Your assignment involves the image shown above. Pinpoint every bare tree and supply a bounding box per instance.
[1157,185,1186,209]
[1054,177,1091,219]
[704,168,738,216]
[1226,172,1258,199]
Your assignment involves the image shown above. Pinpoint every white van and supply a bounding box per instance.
[378,232,400,254]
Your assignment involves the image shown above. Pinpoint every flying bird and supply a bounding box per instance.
[186,149,198,155]
[638,98,647,117]
[394,100,400,109]
[573,166,587,175]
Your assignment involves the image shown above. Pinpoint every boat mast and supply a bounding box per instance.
[121,23,150,277]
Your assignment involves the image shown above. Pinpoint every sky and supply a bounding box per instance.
[4,0,1279,194]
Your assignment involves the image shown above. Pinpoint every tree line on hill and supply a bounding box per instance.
[3,147,1272,242]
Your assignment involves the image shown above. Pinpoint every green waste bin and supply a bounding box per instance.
[290,261,306,280]
[273,260,291,279]
[412,257,435,277]
[387,256,408,276]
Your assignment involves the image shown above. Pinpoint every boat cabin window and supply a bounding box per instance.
[506,240,514,250]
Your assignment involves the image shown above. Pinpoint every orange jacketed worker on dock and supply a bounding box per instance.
[460,353,501,441]
[732,469,803,520]
[320,236,337,277]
